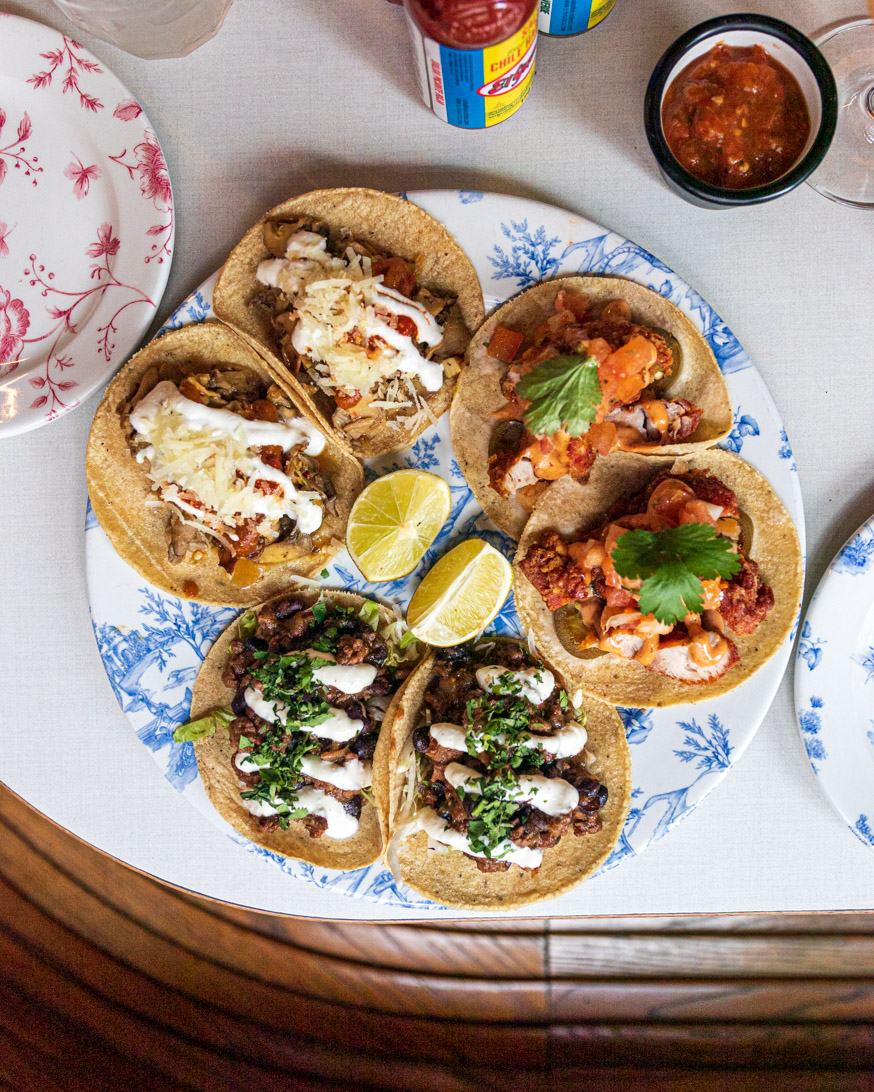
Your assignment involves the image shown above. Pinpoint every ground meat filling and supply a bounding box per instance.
[518,470,773,683]
[223,596,411,835]
[412,641,608,874]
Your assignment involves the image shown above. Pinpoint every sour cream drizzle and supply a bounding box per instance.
[312,663,377,694]
[443,762,579,817]
[413,807,543,869]
[244,688,364,742]
[300,755,372,791]
[241,787,359,840]
[429,721,588,760]
[475,666,555,705]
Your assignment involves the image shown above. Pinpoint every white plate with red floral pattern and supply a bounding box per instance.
[0,13,173,437]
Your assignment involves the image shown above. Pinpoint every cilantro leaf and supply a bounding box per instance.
[173,707,233,743]
[515,354,601,438]
[611,524,741,625]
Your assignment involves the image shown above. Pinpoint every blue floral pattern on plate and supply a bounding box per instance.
[795,514,874,850]
[86,191,805,913]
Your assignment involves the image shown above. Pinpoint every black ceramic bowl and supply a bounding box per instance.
[644,13,838,208]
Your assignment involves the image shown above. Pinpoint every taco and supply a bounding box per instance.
[212,187,485,459]
[86,323,364,606]
[373,639,631,910]
[450,276,732,539]
[514,449,802,707]
[185,587,422,870]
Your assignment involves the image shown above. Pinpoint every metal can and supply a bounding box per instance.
[404,0,538,128]
[538,0,617,37]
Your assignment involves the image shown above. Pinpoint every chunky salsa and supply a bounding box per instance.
[661,43,811,190]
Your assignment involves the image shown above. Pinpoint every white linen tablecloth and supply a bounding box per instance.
[2,0,873,918]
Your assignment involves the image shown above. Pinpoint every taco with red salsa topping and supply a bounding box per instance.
[513,449,801,707]
[451,276,732,539]
[213,188,484,459]
[86,323,363,606]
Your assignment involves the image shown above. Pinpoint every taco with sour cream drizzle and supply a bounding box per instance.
[374,639,630,910]
[86,323,363,606]
[185,587,423,870]
[213,188,484,459]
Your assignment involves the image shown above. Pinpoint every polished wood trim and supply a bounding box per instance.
[2,782,873,1087]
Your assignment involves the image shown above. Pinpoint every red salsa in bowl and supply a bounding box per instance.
[661,43,811,190]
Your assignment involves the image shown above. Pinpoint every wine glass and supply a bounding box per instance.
[807,17,874,207]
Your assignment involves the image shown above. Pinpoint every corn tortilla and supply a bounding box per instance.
[373,651,631,911]
[513,449,803,708]
[213,187,485,459]
[451,275,733,540]
[86,322,363,607]
[190,588,406,870]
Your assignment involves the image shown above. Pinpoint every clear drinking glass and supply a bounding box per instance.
[807,17,874,208]
[50,0,234,60]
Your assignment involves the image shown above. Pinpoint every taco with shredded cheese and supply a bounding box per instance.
[373,639,631,910]
[86,323,363,606]
[451,276,732,539]
[212,188,485,459]
[184,587,423,870]
[514,449,802,707]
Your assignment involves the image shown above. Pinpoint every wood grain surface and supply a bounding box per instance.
[1,782,872,1090]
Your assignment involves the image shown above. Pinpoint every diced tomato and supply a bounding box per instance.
[372,257,417,297]
[250,398,279,422]
[259,445,284,470]
[555,289,590,321]
[600,299,632,323]
[586,421,619,456]
[487,324,524,363]
[394,315,418,339]
[254,478,281,495]
[599,335,658,406]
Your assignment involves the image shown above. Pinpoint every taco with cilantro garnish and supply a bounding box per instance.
[86,323,364,607]
[450,276,732,540]
[373,638,630,910]
[213,188,484,459]
[513,449,802,708]
[183,586,422,870]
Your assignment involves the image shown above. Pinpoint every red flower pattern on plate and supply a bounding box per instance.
[0,287,29,376]
[64,154,101,200]
[0,221,14,258]
[28,37,104,111]
[110,131,173,264]
[113,99,142,122]
[19,223,154,418]
[0,108,42,189]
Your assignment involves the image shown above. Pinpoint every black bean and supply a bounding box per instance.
[275,597,307,619]
[413,725,431,753]
[596,784,609,809]
[578,778,601,798]
[353,732,378,760]
[242,636,268,653]
[342,796,363,819]
[231,689,248,717]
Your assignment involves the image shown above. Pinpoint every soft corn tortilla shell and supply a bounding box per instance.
[373,652,631,911]
[212,187,485,459]
[514,449,803,708]
[450,276,733,540]
[86,323,364,607]
[190,588,406,870]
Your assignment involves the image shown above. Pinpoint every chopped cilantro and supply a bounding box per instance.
[312,600,327,624]
[611,523,741,624]
[319,568,330,579]
[516,354,602,438]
